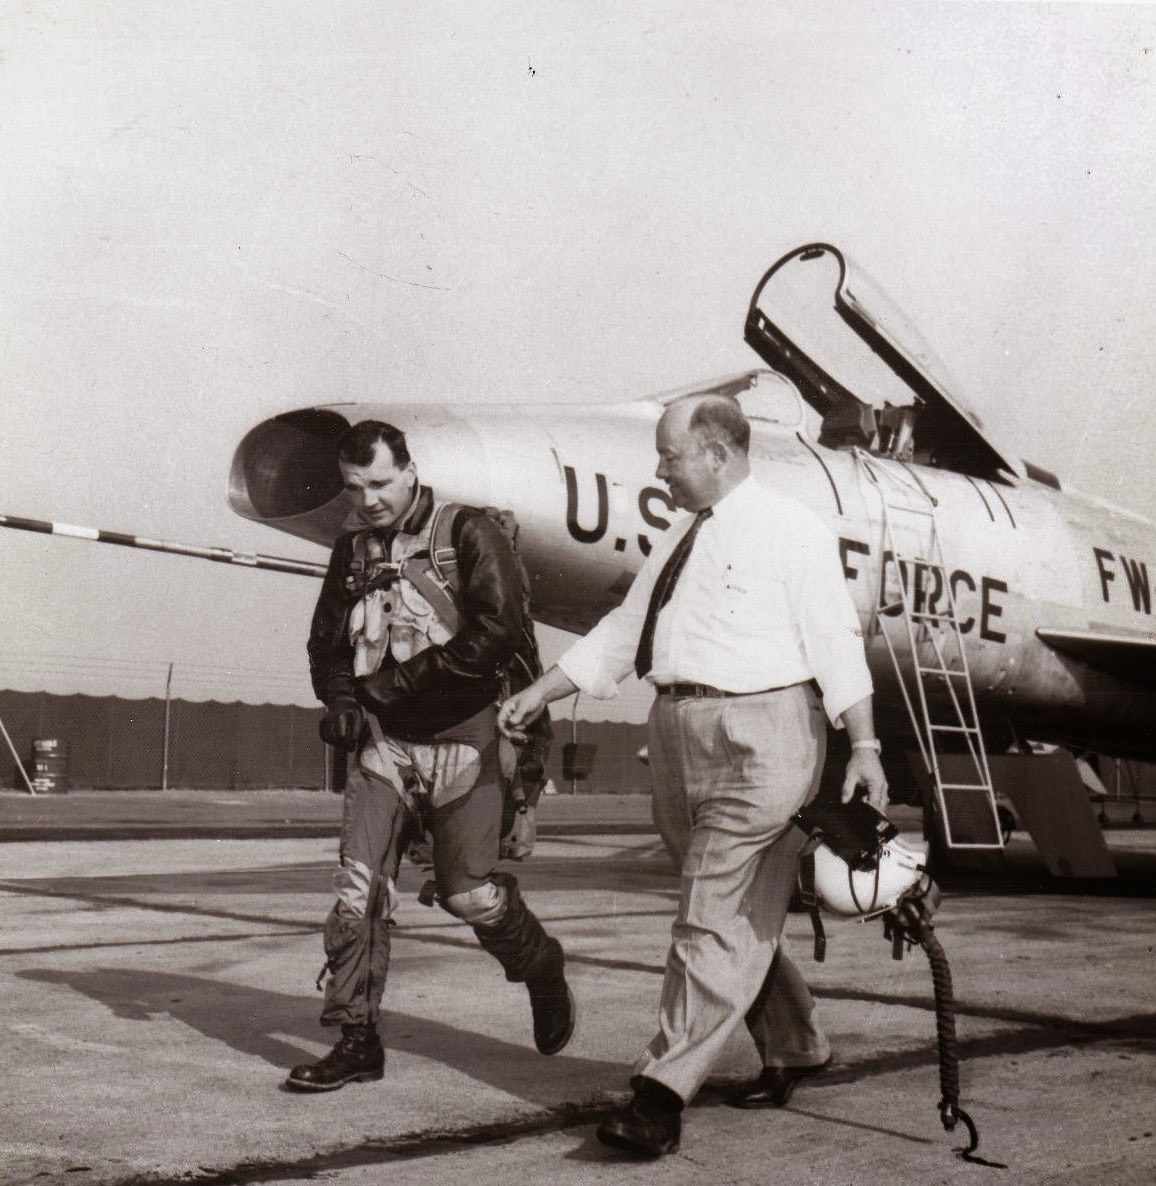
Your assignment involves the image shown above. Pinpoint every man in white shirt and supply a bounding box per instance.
[499,392,888,1158]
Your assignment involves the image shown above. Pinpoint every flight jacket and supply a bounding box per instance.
[307,487,524,743]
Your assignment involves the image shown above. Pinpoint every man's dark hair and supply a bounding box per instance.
[337,420,412,468]
[687,394,751,454]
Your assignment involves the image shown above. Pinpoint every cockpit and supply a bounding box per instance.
[743,243,1049,485]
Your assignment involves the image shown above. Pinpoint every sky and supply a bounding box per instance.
[2,1,1154,718]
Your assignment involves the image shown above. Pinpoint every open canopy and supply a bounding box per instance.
[744,243,1037,483]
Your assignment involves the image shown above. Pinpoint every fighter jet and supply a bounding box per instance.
[223,244,1156,870]
[8,245,1153,871]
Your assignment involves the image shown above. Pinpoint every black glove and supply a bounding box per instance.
[319,695,363,752]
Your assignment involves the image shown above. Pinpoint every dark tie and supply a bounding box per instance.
[634,508,712,678]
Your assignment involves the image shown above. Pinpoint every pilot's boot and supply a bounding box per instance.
[284,1023,385,1092]
[473,874,575,1055]
[524,941,576,1056]
[288,899,391,1092]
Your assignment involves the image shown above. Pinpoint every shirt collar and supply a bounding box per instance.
[707,474,759,522]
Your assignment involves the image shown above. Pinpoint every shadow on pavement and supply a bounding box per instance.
[18,967,624,1101]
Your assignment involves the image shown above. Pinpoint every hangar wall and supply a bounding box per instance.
[0,690,326,790]
[0,691,650,795]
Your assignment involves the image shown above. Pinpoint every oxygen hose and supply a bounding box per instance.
[897,905,1007,1169]
[920,928,977,1152]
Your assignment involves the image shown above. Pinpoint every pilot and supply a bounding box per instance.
[287,419,574,1092]
[499,393,888,1157]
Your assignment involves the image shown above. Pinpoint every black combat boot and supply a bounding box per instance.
[473,874,576,1055]
[525,935,575,1056]
[284,1023,385,1092]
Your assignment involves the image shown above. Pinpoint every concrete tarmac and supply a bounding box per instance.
[1,792,1153,1185]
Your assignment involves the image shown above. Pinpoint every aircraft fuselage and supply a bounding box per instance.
[228,387,1156,761]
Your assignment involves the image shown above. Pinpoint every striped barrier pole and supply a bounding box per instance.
[0,513,327,578]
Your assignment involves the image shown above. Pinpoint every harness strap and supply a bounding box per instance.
[390,500,464,634]
[398,555,462,634]
[427,501,462,584]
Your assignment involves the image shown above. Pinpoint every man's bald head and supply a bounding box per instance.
[655,394,751,511]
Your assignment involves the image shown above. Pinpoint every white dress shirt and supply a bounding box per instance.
[558,476,873,725]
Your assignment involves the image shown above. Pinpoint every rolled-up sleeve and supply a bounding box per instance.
[557,606,640,698]
[787,529,873,726]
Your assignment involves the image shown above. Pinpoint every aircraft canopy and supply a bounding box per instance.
[744,243,1027,482]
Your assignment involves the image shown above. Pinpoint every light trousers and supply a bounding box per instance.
[634,682,830,1102]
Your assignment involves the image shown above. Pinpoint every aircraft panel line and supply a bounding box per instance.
[983,479,1018,529]
[963,474,997,523]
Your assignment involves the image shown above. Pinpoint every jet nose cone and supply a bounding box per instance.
[230,408,351,522]
[229,408,353,543]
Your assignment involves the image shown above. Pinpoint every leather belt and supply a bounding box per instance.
[654,683,810,697]
[656,682,784,699]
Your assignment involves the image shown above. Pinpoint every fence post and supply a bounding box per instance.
[569,692,581,794]
[162,663,173,791]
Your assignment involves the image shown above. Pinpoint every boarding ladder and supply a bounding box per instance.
[854,450,1004,850]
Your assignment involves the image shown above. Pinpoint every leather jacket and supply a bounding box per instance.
[308,487,524,742]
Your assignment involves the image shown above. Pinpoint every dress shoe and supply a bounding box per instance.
[284,1024,385,1092]
[596,1098,681,1157]
[527,974,576,1055]
[728,1057,832,1109]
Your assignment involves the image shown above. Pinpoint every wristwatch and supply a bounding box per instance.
[850,738,882,753]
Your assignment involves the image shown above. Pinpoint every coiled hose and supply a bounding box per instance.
[913,920,1007,1168]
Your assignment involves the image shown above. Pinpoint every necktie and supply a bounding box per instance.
[634,508,712,678]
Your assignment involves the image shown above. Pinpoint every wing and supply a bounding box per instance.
[1036,627,1156,688]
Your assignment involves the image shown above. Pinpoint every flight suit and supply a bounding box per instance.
[291,488,572,1088]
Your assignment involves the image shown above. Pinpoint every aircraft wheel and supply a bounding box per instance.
[996,804,1017,845]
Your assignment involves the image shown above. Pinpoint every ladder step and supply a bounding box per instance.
[885,505,936,517]
[939,782,994,791]
[877,604,958,620]
[883,556,946,570]
[929,724,979,734]
[916,665,969,678]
